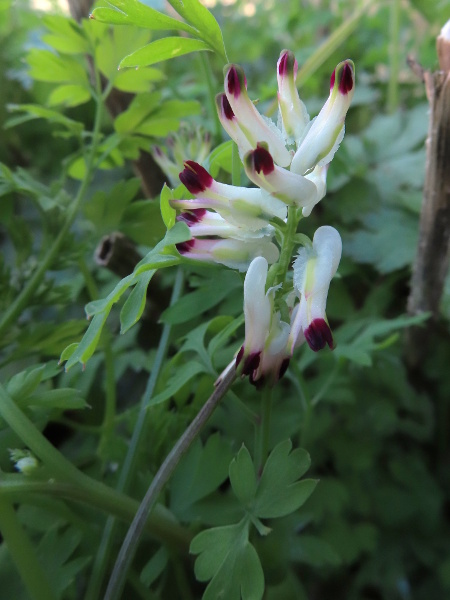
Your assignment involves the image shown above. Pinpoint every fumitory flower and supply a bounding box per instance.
[236,256,291,387]
[288,226,342,353]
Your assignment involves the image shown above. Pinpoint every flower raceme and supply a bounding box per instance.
[172,51,355,271]
[169,50,354,384]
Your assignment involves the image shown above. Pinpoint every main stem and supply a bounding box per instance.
[104,361,237,600]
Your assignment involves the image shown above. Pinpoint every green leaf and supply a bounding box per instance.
[161,270,241,325]
[171,434,233,515]
[191,519,264,600]
[114,67,164,92]
[42,15,89,55]
[254,439,316,519]
[25,389,88,411]
[5,104,84,136]
[290,535,341,567]
[229,445,257,508]
[7,366,45,401]
[140,547,168,587]
[64,312,108,370]
[47,84,91,108]
[27,49,88,86]
[160,184,176,229]
[120,271,153,334]
[62,223,189,370]
[207,141,233,177]
[91,0,198,36]
[167,0,227,59]
[122,200,166,246]
[114,92,162,134]
[119,36,210,68]
[148,361,206,406]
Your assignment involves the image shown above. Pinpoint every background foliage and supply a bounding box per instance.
[0,0,449,599]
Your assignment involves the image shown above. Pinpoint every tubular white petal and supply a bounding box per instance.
[277,50,310,143]
[290,60,355,175]
[293,226,342,296]
[224,64,292,167]
[243,256,272,354]
[302,165,328,217]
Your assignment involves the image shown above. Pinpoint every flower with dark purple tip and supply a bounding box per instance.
[288,226,342,353]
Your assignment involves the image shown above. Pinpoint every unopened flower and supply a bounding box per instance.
[236,256,290,386]
[176,236,279,272]
[290,59,355,176]
[288,226,342,352]
[152,124,211,187]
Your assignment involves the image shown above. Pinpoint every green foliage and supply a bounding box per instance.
[1,1,450,599]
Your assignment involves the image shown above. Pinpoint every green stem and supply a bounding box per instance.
[0,495,56,600]
[0,61,104,338]
[86,269,184,599]
[0,383,191,551]
[0,474,191,552]
[103,360,237,600]
[199,52,222,144]
[268,206,299,289]
[387,0,401,113]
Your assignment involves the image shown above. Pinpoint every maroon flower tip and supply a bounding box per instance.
[218,93,235,120]
[331,60,354,94]
[339,61,354,94]
[176,239,195,255]
[179,161,213,194]
[304,318,334,352]
[330,69,336,91]
[278,51,289,77]
[249,144,275,176]
[242,351,261,376]
[278,50,296,78]
[176,209,206,226]
[153,146,163,157]
[226,65,242,98]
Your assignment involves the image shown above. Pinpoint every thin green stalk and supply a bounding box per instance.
[104,360,237,600]
[267,206,298,289]
[0,383,191,550]
[199,52,222,144]
[86,269,184,600]
[387,0,401,113]
[0,61,104,338]
[0,474,191,551]
[0,495,56,600]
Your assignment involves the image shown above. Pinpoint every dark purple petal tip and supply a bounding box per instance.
[278,50,296,78]
[226,64,243,98]
[242,351,261,376]
[248,144,275,176]
[179,161,213,194]
[217,93,235,120]
[331,60,354,94]
[176,239,195,255]
[304,318,334,352]
[176,209,207,226]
